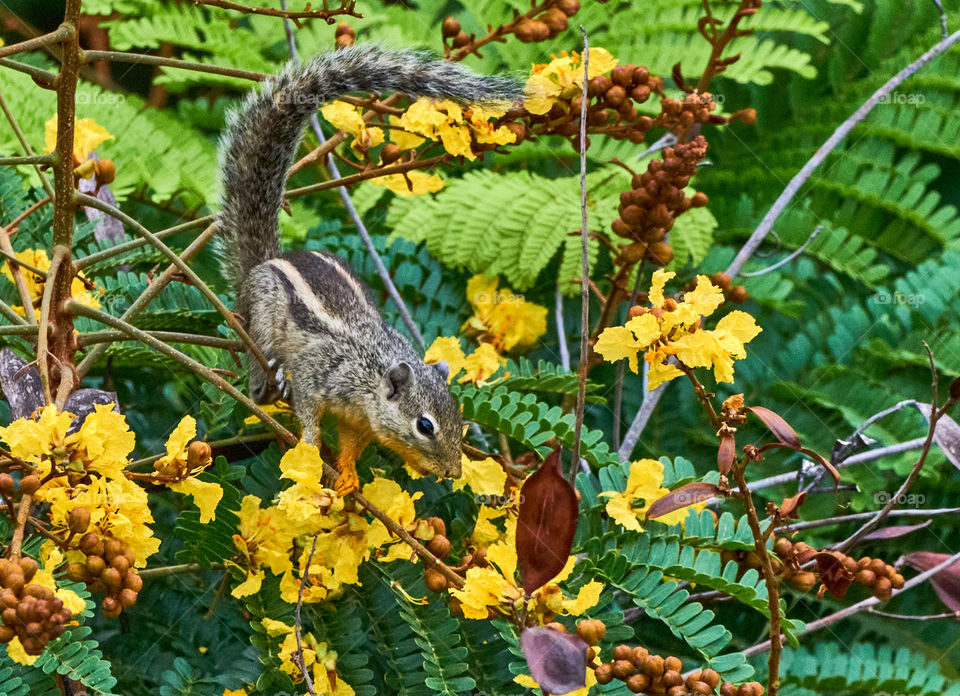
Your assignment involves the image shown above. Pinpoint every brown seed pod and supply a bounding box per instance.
[605,85,627,107]
[686,672,702,690]
[104,538,124,562]
[791,571,817,592]
[647,242,674,266]
[613,644,633,661]
[701,668,721,689]
[111,554,130,576]
[187,441,212,469]
[626,673,650,693]
[612,658,636,679]
[693,681,714,695]
[662,669,683,687]
[720,683,738,696]
[85,555,106,577]
[891,573,905,589]
[68,507,91,534]
[381,143,402,165]
[424,568,448,594]
[869,558,887,576]
[441,17,461,38]
[711,272,733,293]
[102,596,122,619]
[611,65,635,88]
[874,576,893,601]
[594,663,614,684]
[664,655,682,673]
[427,535,452,558]
[558,0,580,17]
[452,32,472,48]
[576,618,607,645]
[18,475,40,495]
[630,646,649,666]
[94,159,116,184]
[0,473,14,496]
[0,624,15,643]
[642,653,664,678]
[541,7,568,33]
[78,532,100,554]
[426,517,447,537]
[667,687,687,696]
[854,569,876,586]
[102,567,123,591]
[18,558,37,583]
[728,285,749,304]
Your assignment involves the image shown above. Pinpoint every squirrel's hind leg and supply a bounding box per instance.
[249,352,291,405]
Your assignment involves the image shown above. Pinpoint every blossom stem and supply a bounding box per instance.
[731,463,782,695]
[293,534,319,696]
[8,493,32,560]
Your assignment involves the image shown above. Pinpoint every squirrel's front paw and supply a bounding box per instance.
[333,468,359,497]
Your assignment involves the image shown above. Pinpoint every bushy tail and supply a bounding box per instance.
[217,45,523,289]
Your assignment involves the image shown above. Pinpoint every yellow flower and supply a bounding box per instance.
[460,342,503,385]
[231,495,294,597]
[243,401,292,426]
[462,275,548,353]
[388,114,426,150]
[396,98,516,160]
[0,404,73,464]
[600,459,705,531]
[524,48,618,115]
[370,171,444,196]
[594,270,760,389]
[515,665,597,696]
[471,505,508,546]
[1,248,100,318]
[450,522,602,621]
[169,477,223,524]
[44,116,113,165]
[453,456,506,497]
[68,404,134,481]
[276,629,354,695]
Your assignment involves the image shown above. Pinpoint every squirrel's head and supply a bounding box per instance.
[374,360,463,479]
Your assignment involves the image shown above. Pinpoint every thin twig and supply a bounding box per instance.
[81,50,267,82]
[36,249,63,405]
[293,534,319,696]
[0,25,71,59]
[2,196,52,237]
[139,563,221,579]
[555,286,570,371]
[73,218,208,271]
[739,225,821,277]
[0,58,57,86]
[867,608,959,621]
[192,0,361,21]
[76,330,244,350]
[73,194,272,374]
[0,155,57,166]
[76,224,218,378]
[780,507,960,533]
[726,27,960,278]
[0,236,40,325]
[570,26,591,484]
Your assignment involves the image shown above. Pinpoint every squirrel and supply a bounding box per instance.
[216,45,522,495]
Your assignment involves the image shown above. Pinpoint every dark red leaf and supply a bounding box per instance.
[517,448,579,595]
[746,406,802,449]
[862,519,931,541]
[815,552,854,599]
[645,482,719,521]
[520,626,588,695]
[717,433,736,475]
[778,491,806,519]
[903,552,960,612]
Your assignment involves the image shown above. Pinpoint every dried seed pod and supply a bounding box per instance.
[664,656,682,673]
[854,569,876,586]
[427,535,452,558]
[103,538,123,561]
[891,573,905,589]
[642,653,664,678]
[662,670,683,687]
[612,658,636,679]
[647,242,674,266]
[381,143,402,164]
[594,663,614,684]
[576,618,607,645]
[424,568,448,593]
[791,571,817,592]
[874,576,893,601]
[17,558,37,583]
[441,17,461,38]
[604,85,627,107]
[78,532,100,554]
[611,65,635,88]
[701,669,721,689]
[18,475,40,495]
[68,507,91,534]
[626,674,650,693]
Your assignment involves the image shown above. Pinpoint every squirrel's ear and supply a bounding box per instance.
[384,361,413,400]
[432,361,450,381]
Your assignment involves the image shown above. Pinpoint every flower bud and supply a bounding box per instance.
[424,568,448,593]
[68,507,90,534]
[187,441,212,469]
[0,474,14,496]
[18,475,40,495]
[441,17,461,38]
[381,143,402,164]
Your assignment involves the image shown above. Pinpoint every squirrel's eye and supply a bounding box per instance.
[416,415,435,438]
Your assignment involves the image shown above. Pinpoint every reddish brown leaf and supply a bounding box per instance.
[746,406,802,449]
[778,491,807,519]
[815,551,854,599]
[520,626,588,694]
[903,552,960,612]
[862,519,931,541]
[645,482,720,521]
[913,403,960,471]
[800,447,840,487]
[717,433,736,475]
[517,448,578,595]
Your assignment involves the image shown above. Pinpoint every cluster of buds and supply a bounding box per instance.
[591,641,763,696]
[0,558,71,655]
[514,0,580,43]
[67,530,142,618]
[612,136,710,267]
[334,21,355,49]
[420,517,456,592]
[653,93,720,134]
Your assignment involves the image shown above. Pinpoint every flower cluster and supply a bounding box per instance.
[43,116,115,183]
[600,458,707,531]
[594,269,761,389]
[425,274,548,384]
[524,47,619,115]
[229,441,422,602]
[263,618,354,695]
[2,248,101,320]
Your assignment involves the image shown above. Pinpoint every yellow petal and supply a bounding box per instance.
[437,122,475,160]
[320,100,366,140]
[453,456,506,497]
[163,415,196,461]
[4,636,40,665]
[231,569,265,598]
[683,275,725,318]
[369,171,444,196]
[715,310,762,356]
[523,73,562,115]
[424,336,466,382]
[170,477,223,523]
[471,505,506,546]
[459,343,503,385]
[649,269,676,308]
[44,116,113,161]
[562,580,604,614]
[624,312,660,348]
[594,326,642,373]
[486,539,518,580]
[261,618,294,636]
[646,357,684,390]
[584,47,618,80]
